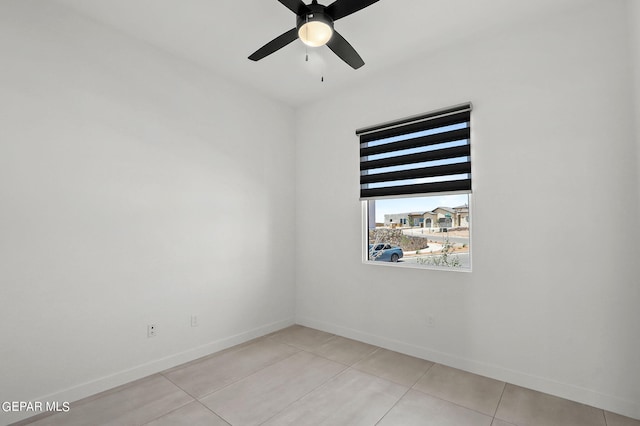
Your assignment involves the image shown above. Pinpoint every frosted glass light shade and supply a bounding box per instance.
[298,21,333,47]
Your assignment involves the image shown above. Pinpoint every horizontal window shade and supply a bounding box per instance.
[361,179,471,199]
[359,103,472,199]
[360,162,471,185]
[357,106,471,140]
[361,145,470,171]
[360,127,470,157]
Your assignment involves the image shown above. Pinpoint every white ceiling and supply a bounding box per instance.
[54,0,592,107]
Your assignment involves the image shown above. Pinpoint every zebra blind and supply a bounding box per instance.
[357,103,472,199]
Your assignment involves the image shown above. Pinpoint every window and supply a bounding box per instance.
[357,103,472,270]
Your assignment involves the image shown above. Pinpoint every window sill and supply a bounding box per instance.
[362,259,472,273]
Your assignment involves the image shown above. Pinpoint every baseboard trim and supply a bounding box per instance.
[4,318,294,426]
[295,316,640,421]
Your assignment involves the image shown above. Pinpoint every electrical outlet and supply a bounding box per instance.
[147,324,157,337]
[190,315,198,327]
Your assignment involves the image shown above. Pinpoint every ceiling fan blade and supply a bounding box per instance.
[248,28,299,61]
[326,30,364,69]
[325,0,379,21]
[277,0,310,15]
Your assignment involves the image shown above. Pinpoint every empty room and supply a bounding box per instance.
[1,0,639,425]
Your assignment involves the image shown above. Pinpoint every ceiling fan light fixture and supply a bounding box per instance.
[249,0,375,69]
[298,19,333,47]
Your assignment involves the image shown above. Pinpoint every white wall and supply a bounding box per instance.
[633,0,640,207]
[0,1,295,423]
[295,1,640,420]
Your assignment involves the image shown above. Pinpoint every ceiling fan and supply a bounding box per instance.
[248,0,380,69]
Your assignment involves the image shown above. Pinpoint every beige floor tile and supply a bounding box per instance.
[24,375,192,426]
[144,401,229,426]
[163,338,299,398]
[491,419,517,426]
[311,335,378,365]
[262,368,407,426]
[352,348,434,387]
[378,389,493,426]
[200,351,346,426]
[495,384,606,426]
[413,364,505,416]
[16,331,632,426]
[160,337,264,375]
[604,411,640,426]
[266,325,334,351]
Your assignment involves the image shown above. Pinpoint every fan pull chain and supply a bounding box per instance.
[301,12,323,83]
[305,15,309,62]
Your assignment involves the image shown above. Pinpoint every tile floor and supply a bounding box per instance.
[12,325,640,426]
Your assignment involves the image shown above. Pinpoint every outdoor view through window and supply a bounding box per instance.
[367,194,471,269]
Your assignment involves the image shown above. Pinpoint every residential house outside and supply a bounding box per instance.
[384,213,409,227]
[385,205,469,230]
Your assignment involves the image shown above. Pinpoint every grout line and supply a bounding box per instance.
[492,381,507,418]
[404,362,508,420]
[160,371,201,401]
[160,336,304,401]
[159,336,264,376]
[139,398,195,425]
[374,384,413,425]
[410,360,435,389]
[409,385,498,419]
[256,353,352,426]
[305,350,355,368]
[349,348,434,389]
[192,350,302,401]
[304,343,379,368]
[199,400,233,426]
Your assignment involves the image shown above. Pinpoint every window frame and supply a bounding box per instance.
[358,103,473,271]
